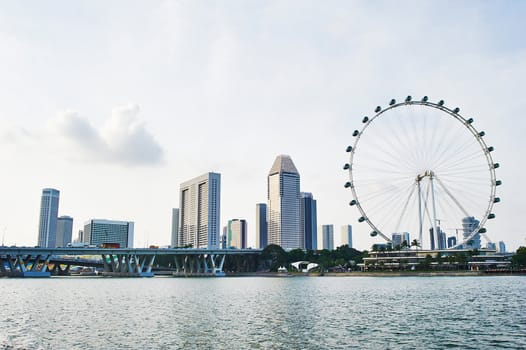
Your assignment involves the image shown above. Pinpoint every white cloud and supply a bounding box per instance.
[53,104,163,166]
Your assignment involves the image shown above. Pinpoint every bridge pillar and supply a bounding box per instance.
[172,253,226,277]
[0,254,51,277]
[100,254,155,277]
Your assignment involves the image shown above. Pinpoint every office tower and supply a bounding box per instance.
[437,227,447,250]
[37,188,60,248]
[221,227,227,249]
[227,219,247,249]
[486,242,497,250]
[256,203,268,249]
[178,172,221,249]
[171,208,179,247]
[447,236,457,248]
[83,219,134,248]
[56,216,73,247]
[402,232,410,247]
[498,241,506,253]
[429,228,435,250]
[267,155,301,250]
[462,216,481,249]
[320,224,334,250]
[301,192,318,250]
[341,225,353,248]
[392,233,402,249]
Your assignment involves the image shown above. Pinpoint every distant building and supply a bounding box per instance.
[83,219,134,248]
[498,241,506,253]
[171,208,179,247]
[341,225,353,248]
[429,228,435,250]
[227,219,247,249]
[437,227,447,250]
[447,236,457,248]
[462,216,481,249]
[267,155,301,250]
[402,232,410,247]
[255,203,268,249]
[486,242,497,250]
[56,216,73,247]
[300,192,317,250]
[221,227,227,249]
[37,188,60,248]
[392,233,402,248]
[178,172,221,249]
[319,224,334,250]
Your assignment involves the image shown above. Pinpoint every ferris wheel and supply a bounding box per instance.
[344,96,501,250]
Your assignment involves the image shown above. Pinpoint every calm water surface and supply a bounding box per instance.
[1,276,525,349]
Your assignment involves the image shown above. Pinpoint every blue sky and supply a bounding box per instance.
[1,1,525,250]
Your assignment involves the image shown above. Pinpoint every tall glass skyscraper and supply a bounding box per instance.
[256,203,268,249]
[178,172,221,249]
[320,224,334,250]
[267,155,301,250]
[37,188,60,248]
[301,192,317,250]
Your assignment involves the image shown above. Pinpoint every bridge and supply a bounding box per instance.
[0,247,261,278]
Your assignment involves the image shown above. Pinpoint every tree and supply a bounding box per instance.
[260,244,288,271]
[512,246,526,268]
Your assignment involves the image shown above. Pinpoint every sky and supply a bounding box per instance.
[1,0,525,251]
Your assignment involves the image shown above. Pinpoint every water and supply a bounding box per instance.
[1,276,525,349]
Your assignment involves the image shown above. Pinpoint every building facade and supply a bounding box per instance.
[171,208,179,247]
[462,216,481,249]
[227,219,247,249]
[320,224,334,250]
[301,192,317,250]
[83,219,134,248]
[255,203,268,249]
[178,172,221,249]
[56,216,73,247]
[37,188,60,248]
[267,155,301,250]
[498,240,506,253]
[340,225,353,248]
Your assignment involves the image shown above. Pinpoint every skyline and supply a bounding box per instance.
[1,1,525,250]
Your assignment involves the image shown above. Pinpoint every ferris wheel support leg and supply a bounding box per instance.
[418,181,423,248]
[430,175,439,251]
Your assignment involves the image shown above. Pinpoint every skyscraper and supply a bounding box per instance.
[498,241,506,253]
[171,208,179,248]
[255,203,268,249]
[178,172,221,249]
[447,236,457,248]
[227,219,247,249]
[37,188,60,248]
[267,155,301,250]
[320,224,334,250]
[56,216,73,247]
[301,192,317,250]
[462,216,481,249]
[83,219,134,248]
[341,225,353,248]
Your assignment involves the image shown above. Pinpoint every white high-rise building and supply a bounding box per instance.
[227,219,247,249]
[267,155,301,250]
[37,188,60,248]
[178,172,221,249]
[341,225,352,248]
[83,219,134,248]
[171,208,179,248]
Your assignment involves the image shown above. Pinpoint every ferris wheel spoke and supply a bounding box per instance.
[434,176,470,217]
[394,183,417,233]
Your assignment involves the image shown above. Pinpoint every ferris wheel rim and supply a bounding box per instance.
[346,97,499,249]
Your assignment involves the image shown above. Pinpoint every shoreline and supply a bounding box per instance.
[224,271,526,277]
